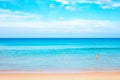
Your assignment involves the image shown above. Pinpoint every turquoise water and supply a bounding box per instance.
[0,38,120,72]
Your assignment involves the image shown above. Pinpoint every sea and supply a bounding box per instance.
[0,38,120,73]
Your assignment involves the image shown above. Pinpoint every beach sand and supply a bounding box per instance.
[0,72,120,80]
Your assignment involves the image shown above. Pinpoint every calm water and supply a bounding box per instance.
[0,38,120,72]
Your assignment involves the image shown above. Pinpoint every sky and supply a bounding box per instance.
[0,0,120,38]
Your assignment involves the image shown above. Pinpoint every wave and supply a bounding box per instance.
[0,46,120,50]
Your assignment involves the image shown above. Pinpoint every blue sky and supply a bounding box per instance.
[0,0,120,38]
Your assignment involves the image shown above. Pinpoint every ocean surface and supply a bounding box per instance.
[0,38,120,73]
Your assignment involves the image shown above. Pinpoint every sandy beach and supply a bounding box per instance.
[0,72,120,80]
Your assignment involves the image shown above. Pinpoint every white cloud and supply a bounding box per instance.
[55,0,120,9]
[56,0,69,4]
[65,6,76,11]
[113,3,120,7]
[0,10,120,37]
[0,8,41,21]
[56,0,111,4]
[0,18,120,33]
[100,2,120,9]
[0,9,120,36]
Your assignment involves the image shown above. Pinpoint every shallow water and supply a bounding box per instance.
[0,38,120,72]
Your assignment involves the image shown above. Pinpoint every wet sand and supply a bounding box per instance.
[0,72,120,80]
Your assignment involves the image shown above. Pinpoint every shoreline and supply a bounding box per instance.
[0,68,120,73]
[0,72,120,80]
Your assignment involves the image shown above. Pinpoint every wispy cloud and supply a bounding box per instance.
[0,0,120,37]
[55,0,120,9]
[0,17,120,33]
[65,5,76,11]
[0,8,120,37]
[0,8,41,21]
